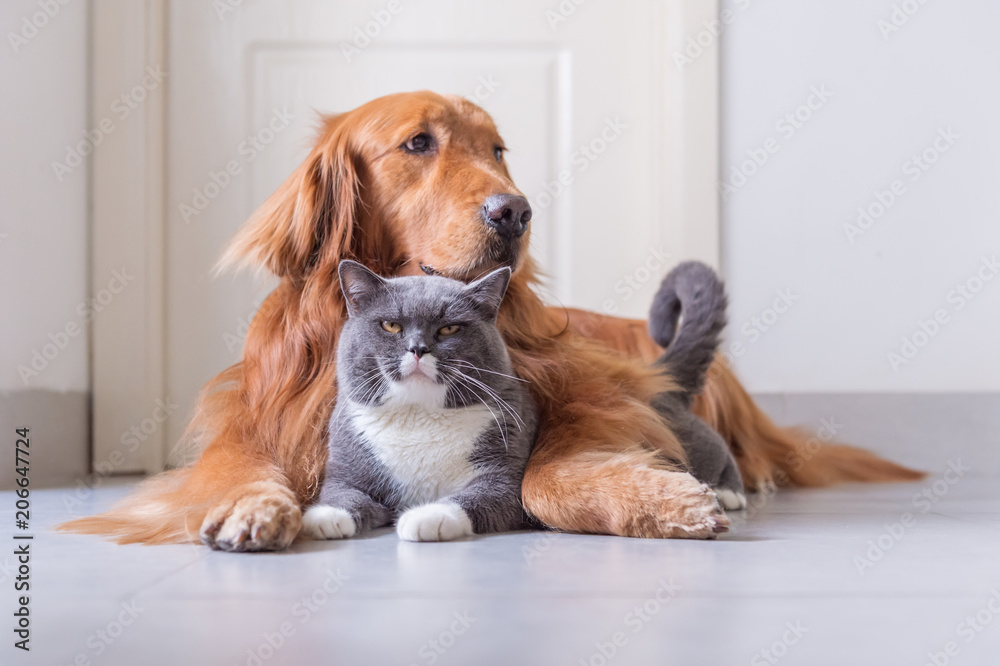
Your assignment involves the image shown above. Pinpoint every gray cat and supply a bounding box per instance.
[303,260,538,542]
[649,261,747,510]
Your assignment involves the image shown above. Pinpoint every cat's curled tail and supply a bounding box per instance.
[646,261,926,489]
[648,261,727,403]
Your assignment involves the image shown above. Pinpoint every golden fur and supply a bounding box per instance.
[59,92,923,549]
[561,308,925,488]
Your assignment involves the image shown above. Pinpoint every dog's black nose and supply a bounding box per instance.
[482,194,531,239]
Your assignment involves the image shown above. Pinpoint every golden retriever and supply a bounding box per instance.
[60,91,922,550]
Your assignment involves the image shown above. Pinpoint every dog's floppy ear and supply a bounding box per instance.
[218,114,359,279]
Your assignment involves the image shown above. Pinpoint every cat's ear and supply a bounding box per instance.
[338,260,387,317]
[463,267,511,320]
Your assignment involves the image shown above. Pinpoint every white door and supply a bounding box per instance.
[93,0,720,471]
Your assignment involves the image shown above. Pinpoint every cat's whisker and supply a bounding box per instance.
[440,365,524,445]
[326,355,389,368]
[444,373,524,430]
[343,358,397,404]
[344,377,378,402]
[443,369,509,452]
[346,367,383,390]
[352,367,384,383]
[442,368,509,439]
[446,358,528,383]
[346,369,388,404]
[359,375,389,406]
[441,364,519,420]
[442,365,525,431]
[340,367,384,401]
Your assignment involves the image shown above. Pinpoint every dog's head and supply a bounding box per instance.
[221,91,532,283]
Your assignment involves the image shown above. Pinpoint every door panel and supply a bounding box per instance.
[142,0,718,464]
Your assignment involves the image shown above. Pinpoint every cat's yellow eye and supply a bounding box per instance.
[438,324,460,336]
[381,321,402,334]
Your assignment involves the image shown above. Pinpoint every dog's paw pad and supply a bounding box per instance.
[397,502,473,542]
[302,505,356,540]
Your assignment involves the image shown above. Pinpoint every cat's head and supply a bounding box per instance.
[336,260,513,409]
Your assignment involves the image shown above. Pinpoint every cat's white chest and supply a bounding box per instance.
[348,400,492,508]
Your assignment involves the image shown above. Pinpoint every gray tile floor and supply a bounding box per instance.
[3,473,999,666]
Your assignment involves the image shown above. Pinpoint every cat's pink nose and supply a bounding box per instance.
[408,345,429,359]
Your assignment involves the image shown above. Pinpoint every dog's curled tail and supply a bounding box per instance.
[648,261,727,401]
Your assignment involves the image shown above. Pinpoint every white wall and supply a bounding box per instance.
[1,0,89,393]
[721,0,1000,393]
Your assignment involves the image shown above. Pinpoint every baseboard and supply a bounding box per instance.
[0,390,89,490]
[752,392,1000,477]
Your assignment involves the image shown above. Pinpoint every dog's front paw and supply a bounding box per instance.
[617,470,729,540]
[302,505,357,540]
[657,472,730,538]
[397,502,473,542]
[199,482,302,552]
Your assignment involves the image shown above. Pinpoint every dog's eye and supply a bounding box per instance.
[493,146,504,162]
[438,325,460,336]
[402,133,435,154]
[381,321,402,333]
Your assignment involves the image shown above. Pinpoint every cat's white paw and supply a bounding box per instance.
[302,505,357,540]
[397,502,474,542]
[716,488,747,511]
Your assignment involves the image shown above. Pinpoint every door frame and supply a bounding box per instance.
[91,0,168,473]
[91,0,720,473]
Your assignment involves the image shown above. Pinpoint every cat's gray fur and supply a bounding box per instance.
[649,261,747,510]
[305,260,537,542]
